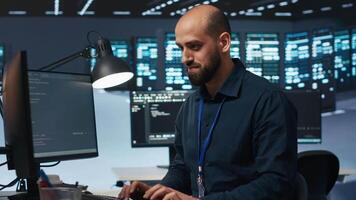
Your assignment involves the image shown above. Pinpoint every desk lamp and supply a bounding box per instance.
[38,35,134,89]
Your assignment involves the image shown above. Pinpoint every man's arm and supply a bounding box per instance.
[202,90,298,200]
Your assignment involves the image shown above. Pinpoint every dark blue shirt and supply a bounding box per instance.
[161,59,297,200]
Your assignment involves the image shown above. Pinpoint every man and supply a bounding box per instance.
[119,4,297,200]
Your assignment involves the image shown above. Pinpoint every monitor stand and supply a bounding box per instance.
[156,146,176,169]
[8,177,39,200]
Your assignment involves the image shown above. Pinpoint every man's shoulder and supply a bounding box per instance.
[241,69,281,96]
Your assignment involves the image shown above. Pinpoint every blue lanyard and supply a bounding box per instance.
[197,97,226,174]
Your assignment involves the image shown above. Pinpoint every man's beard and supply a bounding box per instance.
[187,53,221,86]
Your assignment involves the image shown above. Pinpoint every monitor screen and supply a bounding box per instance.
[284,90,322,144]
[230,32,241,59]
[130,90,192,147]
[334,30,351,91]
[311,28,336,112]
[284,32,310,90]
[352,28,356,86]
[0,44,4,74]
[164,33,192,91]
[28,70,98,162]
[245,33,280,84]
[134,37,158,91]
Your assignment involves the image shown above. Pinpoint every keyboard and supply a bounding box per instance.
[82,193,117,200]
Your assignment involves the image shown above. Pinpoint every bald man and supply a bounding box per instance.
[119,5,297,200]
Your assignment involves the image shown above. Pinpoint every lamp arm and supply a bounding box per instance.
[38,47,92,71]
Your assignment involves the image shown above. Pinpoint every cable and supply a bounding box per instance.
[40,161,61,168]
[0,178,19,191]
[0,161,7,167]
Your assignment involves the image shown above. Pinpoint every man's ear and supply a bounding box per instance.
[219,32,231,53]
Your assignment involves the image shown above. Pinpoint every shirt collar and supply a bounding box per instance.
[196,58,245,101]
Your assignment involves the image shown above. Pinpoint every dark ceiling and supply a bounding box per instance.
[0,0,355,20]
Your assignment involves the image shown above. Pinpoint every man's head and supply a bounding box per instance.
[175,5,231,86]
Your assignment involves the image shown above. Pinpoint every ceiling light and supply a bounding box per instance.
[77,11,95,15]
[239,10,245,15]
[113,11,131,15]
[79,0,94,16]
[8,11,27,15]
[275,12,292,16]
[173,0,179,2]
[54,0,60,15]
[320,7,332,12]
[342,3,353,8]
[292,0,298,3]
[182,8,187,12]
[247,9,254,13]
[155,5,161,9]
[145,11,162,15]
[279,1,288,6]
[167,1,173,5]
[302,9,313,14]
[267,4,275,9]
[245,12,262,16]
[257,6,265,11]
[170,12,175,16]
[211,0,219,2]
[230,12,237,16]
[203,1,210,4]
[188,6,193,9]
[161,3,166,8]
[150,8,155,12]
[45,11,63,15]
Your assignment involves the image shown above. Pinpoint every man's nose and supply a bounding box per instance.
[181,50,193,65]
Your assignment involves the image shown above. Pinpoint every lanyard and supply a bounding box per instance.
[196,97,226,198]
[197,97,226,174]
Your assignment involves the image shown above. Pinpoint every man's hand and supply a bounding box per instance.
[162,191,198,200]
[143,184,198,200]
[118,181,151,200]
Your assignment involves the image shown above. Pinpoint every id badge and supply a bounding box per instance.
[197,174,205,198]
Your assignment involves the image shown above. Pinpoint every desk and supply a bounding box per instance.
[112,167,356,182]
[112,167,168,181]
[338,168,356,182]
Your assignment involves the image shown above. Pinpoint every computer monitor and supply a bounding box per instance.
[311,28,336,112]
[28,70,98,162]
[2,51,98,197]
[130,89,322,147]
[284,90,322,143]
[130,90,192,147]
[0,44,4,75]
[245,33,280,85]
[2,51,37,178]
[134,37,159,91]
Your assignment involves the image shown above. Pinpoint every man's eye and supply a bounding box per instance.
[190,45,201,50]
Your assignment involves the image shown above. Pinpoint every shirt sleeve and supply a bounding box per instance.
[160,104,192,195]
[202,90,298,200]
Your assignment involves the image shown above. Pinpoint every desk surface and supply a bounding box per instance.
[112,167,356,181]
[339,168,356,175]
[112,167,168,181]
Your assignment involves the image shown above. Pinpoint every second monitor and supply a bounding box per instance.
[130,90,191,147]
[130,89,322,149]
